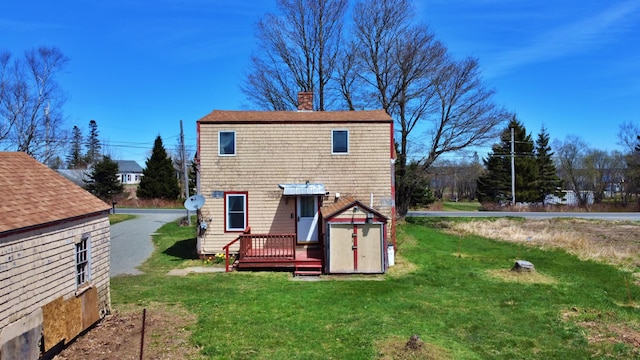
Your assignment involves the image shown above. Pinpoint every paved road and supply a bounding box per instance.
[110,209,185,277]
[407,211,640,221]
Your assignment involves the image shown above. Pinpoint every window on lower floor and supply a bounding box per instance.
[225,192,247,231]
[75,234,91,287]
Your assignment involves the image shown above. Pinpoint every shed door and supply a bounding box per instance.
[328,223,384,273]
[356,224,383,273]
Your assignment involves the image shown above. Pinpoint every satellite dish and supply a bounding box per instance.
[184,194,205,211]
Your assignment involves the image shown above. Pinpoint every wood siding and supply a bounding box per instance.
[198,121,393,254]
[0,214,111,330]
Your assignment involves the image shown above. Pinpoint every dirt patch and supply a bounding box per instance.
[485,268,558,285]
[376,334,452,360]
[53,303,202,360]
[578,320,640,356]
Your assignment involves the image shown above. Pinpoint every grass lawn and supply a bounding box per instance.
[108,213,136,225]
[111,219,640,359]
[441,201,481,211]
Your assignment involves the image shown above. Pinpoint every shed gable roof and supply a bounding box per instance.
[197,109,392,124]
[321,196,388,221]
[0,152,111,234]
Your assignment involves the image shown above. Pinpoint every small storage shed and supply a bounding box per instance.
[321,197,388,274]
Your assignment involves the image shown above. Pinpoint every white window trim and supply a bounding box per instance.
[225,193,247,231]
[218,130,236,156]
[331,129,349,155]
[75,233,91,288]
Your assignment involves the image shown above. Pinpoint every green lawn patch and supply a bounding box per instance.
[111,219,640,359]
[441,201,481,211]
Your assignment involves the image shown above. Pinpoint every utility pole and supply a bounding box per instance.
[511,127,516,206]
[180,120,191,225]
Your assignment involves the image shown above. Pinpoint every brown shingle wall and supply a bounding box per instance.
[0,215,111,329]
[198,122,393,253]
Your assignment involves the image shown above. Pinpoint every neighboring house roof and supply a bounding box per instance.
[115,160,143,173]
[0,152,111,234]
[197,109,392,123]
[57,169,90,186]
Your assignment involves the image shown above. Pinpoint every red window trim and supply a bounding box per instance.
[224,191,248,233]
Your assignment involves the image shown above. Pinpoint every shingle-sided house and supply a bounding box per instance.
[115,160,144,185]
[0,152,112,359]
[196,92,396,275]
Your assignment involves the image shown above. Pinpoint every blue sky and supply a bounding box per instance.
[2,0,639,166]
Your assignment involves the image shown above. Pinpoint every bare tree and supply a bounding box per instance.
[0,47,69,163]
[583,149,612,203]
[617,121,640,153]
[616,121,640,205]
[554,136,591,207]
[242,0,348,110]
[243,0,508,216]
[350,0,508,215]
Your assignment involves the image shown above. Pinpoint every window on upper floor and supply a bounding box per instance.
[219,131,236,156]
[225,192,247,231]
[332,129,349,154]
[75,233,91,287]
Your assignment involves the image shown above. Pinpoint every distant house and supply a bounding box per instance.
[196,92,395,275]
[56,169,90,187]
[0,152,112,359]
[545,190,594,206]
[115,160,143,185]
[57,160,143,186]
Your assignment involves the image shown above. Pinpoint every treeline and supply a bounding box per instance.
[424,118,640,208]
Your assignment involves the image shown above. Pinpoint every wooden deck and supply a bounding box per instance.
[224,232,323,275]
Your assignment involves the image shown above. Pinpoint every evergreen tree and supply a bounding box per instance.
[534,126,562,203]
[477,116,538,203]
[137,136,181,200]
[84,155,124,201]
[405,160,435,208]
[67,125,86,169]
[85,120,101,164]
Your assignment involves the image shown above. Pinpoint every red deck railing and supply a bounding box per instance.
[239,233,296,259]
[223,229,297,272]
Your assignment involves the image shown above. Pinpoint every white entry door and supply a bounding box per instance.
[297,196,318,243]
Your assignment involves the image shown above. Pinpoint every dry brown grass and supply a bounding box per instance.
[445,218,640,273]
[115,197,184,209]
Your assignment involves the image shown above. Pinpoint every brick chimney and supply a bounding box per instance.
[297,92,313,111]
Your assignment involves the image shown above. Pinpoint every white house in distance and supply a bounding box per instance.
[115,160,144,185]
[0,152,112,359]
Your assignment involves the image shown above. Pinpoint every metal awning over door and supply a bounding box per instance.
[278,183,326,196]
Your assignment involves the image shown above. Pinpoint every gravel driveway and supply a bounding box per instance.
[110,210,184,277]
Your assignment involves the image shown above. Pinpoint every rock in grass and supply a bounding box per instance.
[511,260,535,272]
